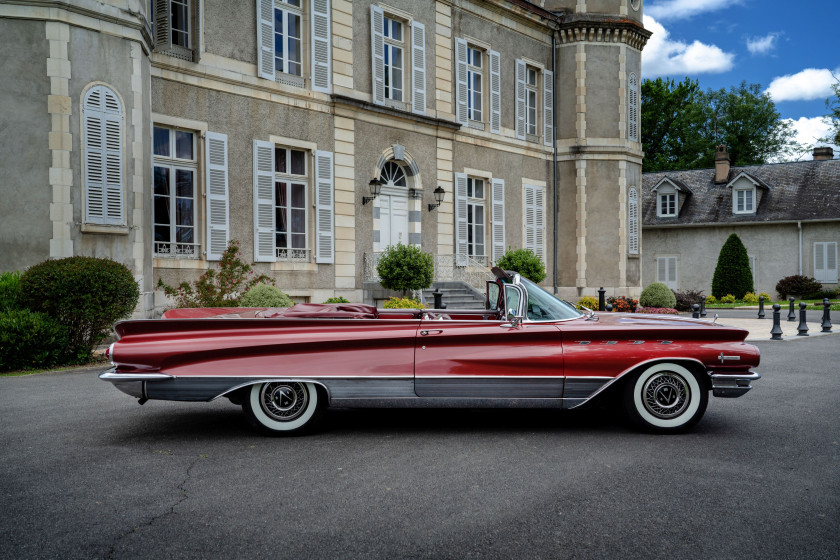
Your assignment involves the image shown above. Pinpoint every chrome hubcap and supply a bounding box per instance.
[642,373,689,419]
[260,382,308,422]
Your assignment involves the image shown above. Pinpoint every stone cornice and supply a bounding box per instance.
[556,15,651,50]
[331,95,462,132]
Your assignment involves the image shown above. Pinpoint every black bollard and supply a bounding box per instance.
[797,302,808,336]
[433,288,443,309]
[770,304,783,340]
[758,295,765,319]
[598,287,606,312]
[822,298,833,333]
[606,303,613,312]
[787,296,796,321]
[692,304,700,318]
[700,298,707,317]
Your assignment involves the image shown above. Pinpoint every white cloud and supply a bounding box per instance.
[642,16,735,78]
[778,116,839,161]
[646,0,740,21]
[766,68,837,102]
[746,33,780,55]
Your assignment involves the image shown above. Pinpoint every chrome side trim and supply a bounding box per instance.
[710,371,761,398]
[99,371,175,381]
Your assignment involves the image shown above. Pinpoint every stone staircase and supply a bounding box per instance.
[421,281,486,310]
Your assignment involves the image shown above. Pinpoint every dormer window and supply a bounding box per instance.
[734,187,755,214]
[659,192,677,217]
[652,177,691,219]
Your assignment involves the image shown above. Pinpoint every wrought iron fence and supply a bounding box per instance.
[364,253,494,293]
[154,242,200,258]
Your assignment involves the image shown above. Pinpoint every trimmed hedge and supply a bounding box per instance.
[240,284,293,308]
[640,282,677,309]
[775,275,823,299]
[0,271,22,312]
[20,256,139,362]
[496,248,546,283]
[0,309,69,372]
[383,297,425,309]
[376,244,434,296]
[712,234,754,299]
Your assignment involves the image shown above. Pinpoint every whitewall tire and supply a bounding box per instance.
[242,381,321,435]
[623,363,708,433]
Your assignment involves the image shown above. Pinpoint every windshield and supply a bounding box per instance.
[518,277,583,321]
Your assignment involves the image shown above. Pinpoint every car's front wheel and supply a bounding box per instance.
[623,363,708,433]
[242,381,321,435]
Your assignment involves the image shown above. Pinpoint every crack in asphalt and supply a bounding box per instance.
[103,455,203,559]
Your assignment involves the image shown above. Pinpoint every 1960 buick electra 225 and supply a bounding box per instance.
[101,268,760,435]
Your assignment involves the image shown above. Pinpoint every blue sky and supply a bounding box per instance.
[642,0,838,159]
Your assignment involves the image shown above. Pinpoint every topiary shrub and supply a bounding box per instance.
[382,297,425,309]
[577,295,599,310]
[758,292,772,301]
[496,248,546,283]
[775,275,823,299]
[640,282,677,309]
[324,296,351,304]
[742,292,758,304]
[0,309,69,372]
[20,257,139,362]
[711,234,754,299]
[376,243,434,296]
[0,271,22,312]
[672,289,705,312]
[240,284,293,308]
[720,294,736,304]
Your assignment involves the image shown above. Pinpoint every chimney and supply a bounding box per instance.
[813,146,834,161]
[714,145,730,184]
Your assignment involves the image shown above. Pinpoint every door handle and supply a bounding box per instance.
[420,329,444,336]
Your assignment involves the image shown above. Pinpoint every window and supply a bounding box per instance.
[628,73,639,142]
[371,6,426,114]
[153,0,200,61]
[257,0,331,92]
[658,193,677,217]
[153,126,198,257]
[657,256,678,290]
[734,188,755,213]
[467,178,486,261]
[814,242,838,283]
[253,142,334,263]
[524,184,545,259]
[455,39,499,132]
[274,0,303,77]
[515,59,553,146]
[628,187,639,255]
[467,47,483,122]
[83,85,124,226]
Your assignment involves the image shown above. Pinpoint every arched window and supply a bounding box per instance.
[628,187,639,255]
[380,161,407,187]
[628,73,639,143]
[83,85,124,225]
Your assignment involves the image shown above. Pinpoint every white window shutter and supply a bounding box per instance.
[454,172,468,266]
[524,185,536,255]
[489,49,501,134]
[253,140,275,262]
[543,69,554,147]
[370,5,385,105]
[657,258,666,284]
[534,185,545,259]
[84,86,123,225]
[257,0,275,81]
[668,257,677,289]
[815,242,838,283]
[628,73,639,142]
[410,21,426,115]
[455,38,468,126]
[628,187,639,255]
[314,150,335,263]
[491,178,505,263]
[515,59,526,140]
[205,132,229,261]
[154,0,172,52]
[311,0,332,93]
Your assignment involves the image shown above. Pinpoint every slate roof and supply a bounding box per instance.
[642,158,840,227]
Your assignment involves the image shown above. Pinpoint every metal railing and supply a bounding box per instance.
[364,253,494,293]
[276,248,311,262]
[154,242,199,258]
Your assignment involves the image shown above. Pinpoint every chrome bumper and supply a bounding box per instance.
[99,369,174,400]
[710,371,761,398]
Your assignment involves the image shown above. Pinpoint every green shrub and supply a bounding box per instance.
[577,295,600,310]
[759,292,772,301]
[240,284,293,307]
[607,296,638,312]
[496,248,546,283]
[158,240,271,308]
[775,275,823,299]
[639,282,677,309]
[0,271,22,312]
[376,244,434,296]
[742,292,758,304]
[711,234,754,299]
[324,296,351,304]
[705,295,717,304]
[720,294,736,304]
[20,256,139,362]
[0,309,69,372]
[382,297,425,309]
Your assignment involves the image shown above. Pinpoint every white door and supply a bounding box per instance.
[380,193,409,247]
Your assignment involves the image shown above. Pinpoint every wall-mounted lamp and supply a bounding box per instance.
[363,178,382,205]
[428,186,445,211]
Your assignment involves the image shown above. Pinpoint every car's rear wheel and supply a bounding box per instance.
[623,363,708,433]
[242,381,321,435]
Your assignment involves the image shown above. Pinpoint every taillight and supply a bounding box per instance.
[106,343,115,365]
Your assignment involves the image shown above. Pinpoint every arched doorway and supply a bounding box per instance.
[378,161,409,247]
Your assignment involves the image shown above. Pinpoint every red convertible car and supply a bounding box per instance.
[101,269,760,435]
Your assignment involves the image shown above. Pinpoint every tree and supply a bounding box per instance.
[642,79,798,171]
[376,243,434,296]
[822,76,840,146]
[711,234,754,299]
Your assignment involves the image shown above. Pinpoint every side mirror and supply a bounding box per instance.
[503,308,523,329]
